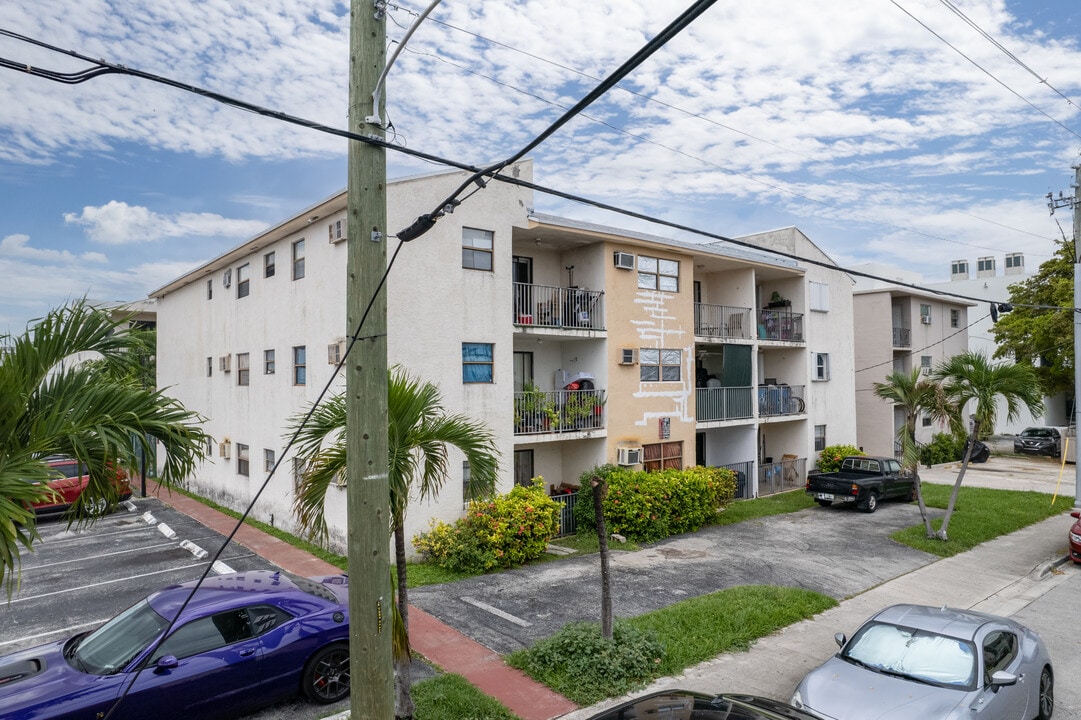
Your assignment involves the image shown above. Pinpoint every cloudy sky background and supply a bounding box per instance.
[2,0,1080,332]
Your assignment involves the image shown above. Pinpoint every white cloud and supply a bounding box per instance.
[0,233,107,263]
[63,201,267,244]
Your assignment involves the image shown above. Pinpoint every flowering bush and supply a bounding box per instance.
[412,481,559,573]
[816,444,865,472]
[574,464,736,543]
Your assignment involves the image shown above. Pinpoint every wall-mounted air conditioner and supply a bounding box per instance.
[920,315,932,324]
[921,366,931,375]
[617,446,643,466]
[219,440,231,459]
[219,355,232,372]
[613,251,634,270]
[328,219,346,244]
[222,269,232,288]
[328,340,345,364]
[618,348,637,366]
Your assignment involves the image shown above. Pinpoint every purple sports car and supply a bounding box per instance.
[0,570,351,720]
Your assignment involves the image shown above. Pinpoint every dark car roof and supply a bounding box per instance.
[870,604,1007,641]
[147,570,319,618]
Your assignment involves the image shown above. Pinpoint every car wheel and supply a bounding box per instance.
[302,643,350,704]
[860,492,878,513]
[1037,665,1053,719]
[816,499,832,508]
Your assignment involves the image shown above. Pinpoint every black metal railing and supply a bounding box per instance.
[720,460,754,499]
[550,492,577,537]
[513,282,604,330]
[892,326,911,347]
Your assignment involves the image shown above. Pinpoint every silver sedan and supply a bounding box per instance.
[791,604,1053,720]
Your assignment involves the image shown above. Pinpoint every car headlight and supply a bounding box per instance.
[790,689,804,708]
[1070,532,1081,544]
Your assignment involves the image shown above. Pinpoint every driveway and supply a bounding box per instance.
[409,499,938,655]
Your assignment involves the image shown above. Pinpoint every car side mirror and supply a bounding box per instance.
[155,655,179,672]
[990,670,1018,687]
[834,632,846,649]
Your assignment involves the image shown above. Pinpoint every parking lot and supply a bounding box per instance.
[2,495,350,720]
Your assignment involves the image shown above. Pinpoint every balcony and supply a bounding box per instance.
[758,455,807,496]
[513,283,604,331]
[757,384,806,417]
[892,326,911,347]
[514,388,607,436]
[695,386,754,422]
[757,309,804,342]
[693,303,753,340]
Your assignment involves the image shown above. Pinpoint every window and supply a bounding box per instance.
[236,263,250,298]
[643,441,683,472]
[977,256,995,273]
[1005,253,1023,270]
[920,304,932,324]
[462,342,494,383]
[328,341,343,365]
[236,352,250,386]
[950,309,959,328]
[206,357,213,377]
[264,349,275,374]
[640,348,681,382]
[809,281,830,312]
[462,227,493,270]
[292,457,307,492]
[951,260,968,276]
[982,632,1018,685]
[814,425,826,452]
[814,353,830,381]
[462,461,472,504]
[264,251,276,278]
[922,414,933,427]
[637,255,679,292]
[293,346,306,385]
[292,239,306,280]
[206,279,213,300]
[920,355,932,375]
[237,443,250,476]
[150,609,252,663]
[264,449,275,473]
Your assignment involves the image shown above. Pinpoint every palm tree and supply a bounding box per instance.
[0,301,210,595]
[288,366,500,719]
[932,351,1043,541]
[872,367,956,538]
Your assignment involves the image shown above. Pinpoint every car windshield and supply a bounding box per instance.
[842,621,976,689]
[72,599,170,675]
[1021,428,1052,438]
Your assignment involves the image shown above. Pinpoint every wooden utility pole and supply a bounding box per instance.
[347,0,392,718]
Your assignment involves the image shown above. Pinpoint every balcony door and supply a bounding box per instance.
[513,351,534,392]
[512,255,533,320]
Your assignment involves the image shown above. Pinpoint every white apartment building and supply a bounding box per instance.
[152,161,858,552]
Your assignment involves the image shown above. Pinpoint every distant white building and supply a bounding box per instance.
[151,161,858,554]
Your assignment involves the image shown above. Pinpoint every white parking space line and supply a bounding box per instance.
[460,596,533,627]
[20,541,181,571]
[7,553,257,604]
[0,620,107,650]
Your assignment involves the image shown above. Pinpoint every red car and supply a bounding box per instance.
[1070,510,1081,564]
[31,456,132,518]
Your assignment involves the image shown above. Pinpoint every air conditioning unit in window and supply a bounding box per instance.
[328,340,345,365]
[613,251,634,270]
[921,366,932,375]
[618,347,637,365]
[920,315,932,324]
[219,439,231,459]
[219,355,231,372]
[328,219,346,244]
[617,446,643,466]
[222,269,232,288]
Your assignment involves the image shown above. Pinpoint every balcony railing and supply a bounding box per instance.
[757,384,806,417]
[758,456,807,496]
[757,310,804,342]
[513,389,606,436]
[892,326,911,347]
[550,492,577,537]
[696,386,753,422]
[719,460,754,499]
[513,282,604,330]
[694,303,753,340]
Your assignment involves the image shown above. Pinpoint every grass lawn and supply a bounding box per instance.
[410,673,520,720]
[892,482,1072,556]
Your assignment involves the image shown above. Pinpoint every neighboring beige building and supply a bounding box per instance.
[152,161,858,554]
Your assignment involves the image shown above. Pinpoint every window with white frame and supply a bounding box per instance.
[919,304,932,324]
[921,355,932,375]
[814,425,826,452]
[293,345,306,385]
[264,448,275,473]
[462,227,493,271]
[637,255,679,292]
[236,352,250,386]
[951,260,968,276]
[950,308,959,328]
[814,353,830,381]
[977,256,995,273]
[1005,253,1023,270]
[462,342,494,383]
[237,443,250,477]
[237,263,250,298]
[292,239,305,280]
[809,281,830,312]
[264,349,275,374]
[640,348,681,381]
[264,251,276,278]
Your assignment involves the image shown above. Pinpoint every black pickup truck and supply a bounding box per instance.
[805,456,914,513]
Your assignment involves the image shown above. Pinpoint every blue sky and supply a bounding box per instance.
[2,0,1081,333]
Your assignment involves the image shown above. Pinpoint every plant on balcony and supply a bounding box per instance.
[562,390,605,430]
[515,381,558,432]
[767,291,790,309]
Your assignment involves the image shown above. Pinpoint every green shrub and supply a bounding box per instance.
[816,444,864,472]
[573,464,736,543]
[507,621,665,705]
[919,432,967,466]
[412,482,559,574]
